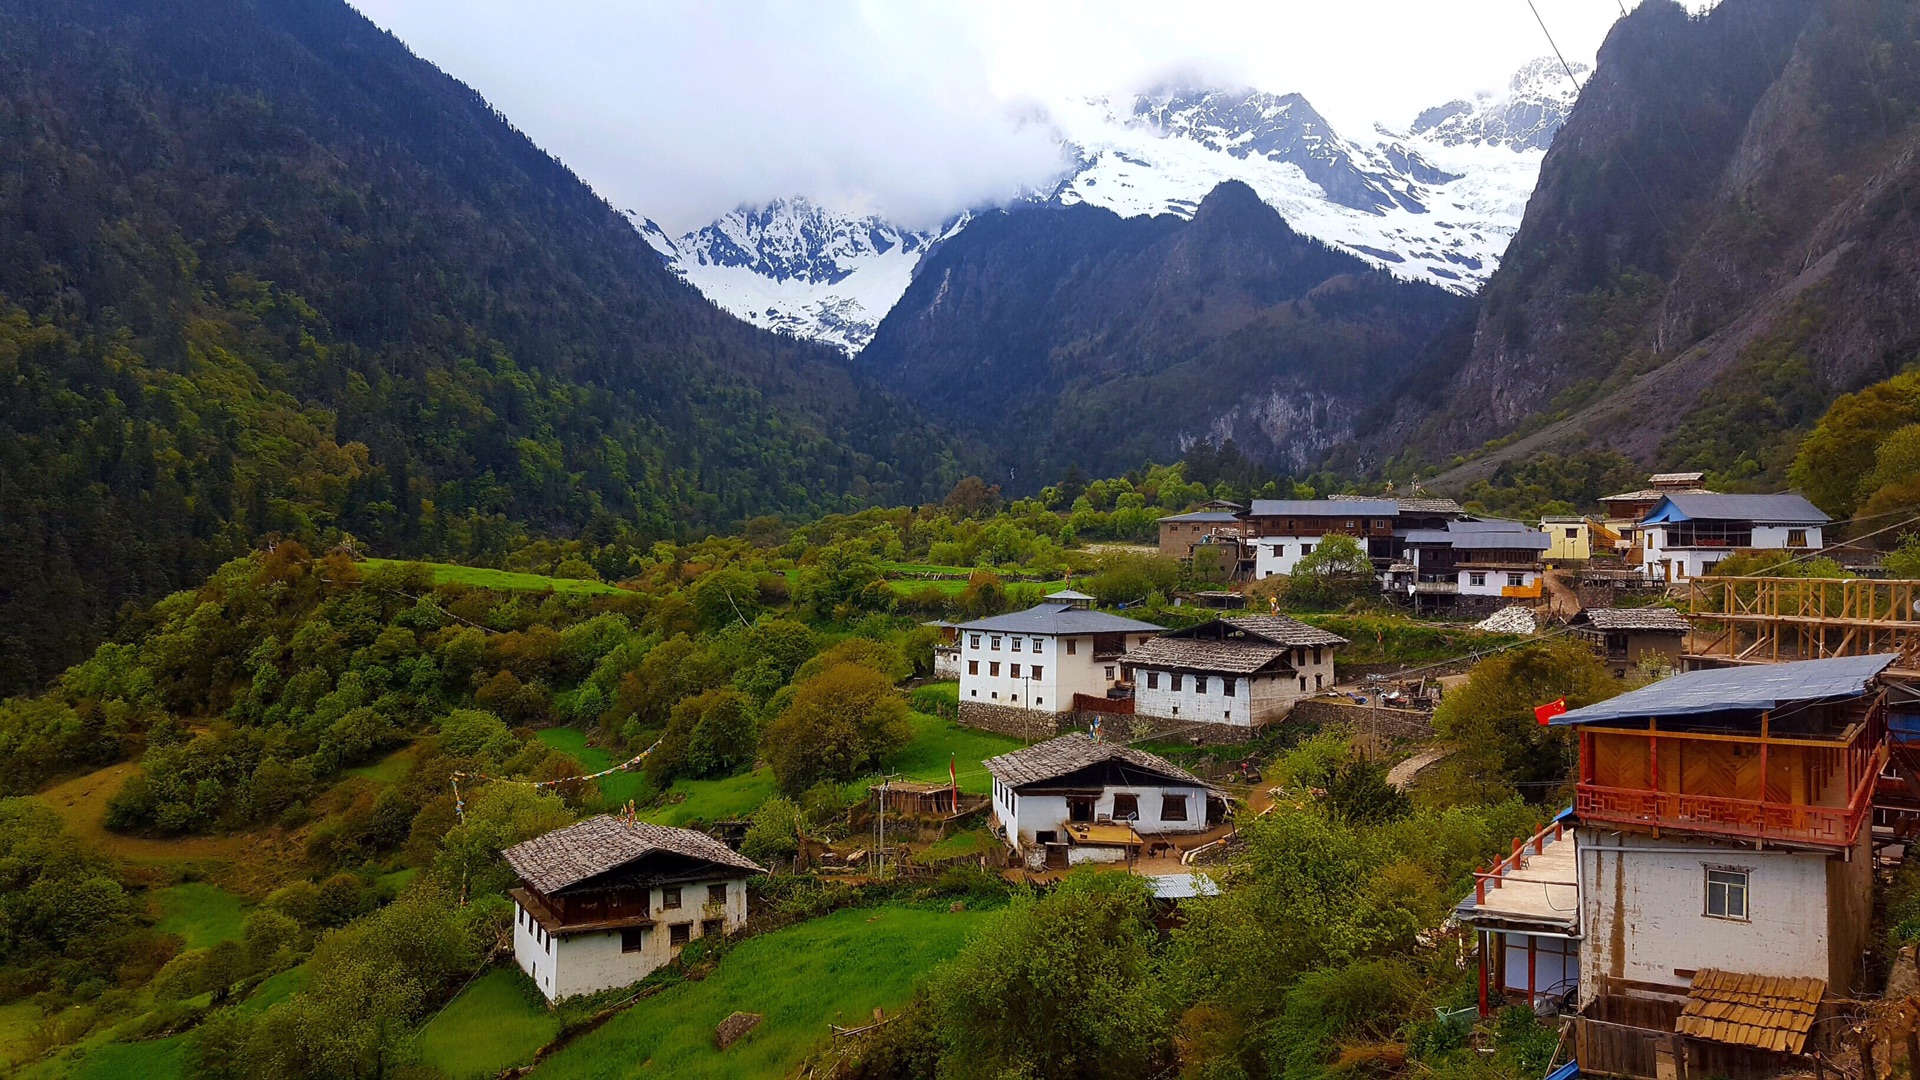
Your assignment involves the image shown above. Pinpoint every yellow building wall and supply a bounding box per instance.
[1543,523,1591,561]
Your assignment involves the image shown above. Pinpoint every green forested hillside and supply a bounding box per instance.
[0,0,964,694]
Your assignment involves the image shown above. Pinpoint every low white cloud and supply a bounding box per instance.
[350,0,1654,233]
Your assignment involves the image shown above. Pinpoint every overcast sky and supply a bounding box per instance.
[350,1,1688,233]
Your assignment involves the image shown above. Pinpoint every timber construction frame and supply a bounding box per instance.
[1683,576,1920,674]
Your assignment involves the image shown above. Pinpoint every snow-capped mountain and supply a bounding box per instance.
[637,60,1580,352]
[1407,58,1588,151]
[636,199,961,354]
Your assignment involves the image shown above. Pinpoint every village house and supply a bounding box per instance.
[1570,606,1690,677]
[1155,508,1247,560]
[1123,615,1347,735]
[1242,498,1398,579]
[1636,492,1829,583]
[1490,656,1890,1079]
[1541,515,1594,561]
[1598,472,1713,550]
[1399,519,1549,610]
[925,620,962,680]
[503,816,764,1002]
[985,732,1228,868]
[954,598,1161,736]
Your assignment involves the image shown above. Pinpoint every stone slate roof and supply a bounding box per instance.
[1217,615,1349,647]
[956,602,1160,635]
[503,816,763,894]
[1578,607,1690,633]
[1157,511,1242,523]
[1125,636,1291,675]
[1330,493,1464,515]
[985,732,1219,793]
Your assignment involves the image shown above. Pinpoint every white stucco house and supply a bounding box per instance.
[1244,498,1400,579]
[1401,519,1549,606]
[1123,615,1347,730]
[955,600,1161,715]
[985,732,1227,867]
[503,816,764,1002]
[1636,492,1829,583]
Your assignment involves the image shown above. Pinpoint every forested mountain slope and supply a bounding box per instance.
[0,0,962,694]
[858,181,1464,480]
[1358,0,1920,491]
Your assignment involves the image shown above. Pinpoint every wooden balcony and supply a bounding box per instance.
[1573,704,1885,849]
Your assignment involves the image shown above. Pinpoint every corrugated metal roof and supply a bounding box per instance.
[956,603,1161,635]
[1550,654,1896,725]
[1247,499,1399,517]
[1641,492,1829,525]
[1674,970,1825,1054]
[1403,521,1552,550]
[1157,511,1243,523]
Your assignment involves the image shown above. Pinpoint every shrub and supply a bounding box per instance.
[762,663,912,795]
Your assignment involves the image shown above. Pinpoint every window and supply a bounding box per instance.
[662,887,682,910]
[1315,673,1324,690]
[1066,639,1078,655]
[1068,796,1095,822]
[670,923,692,947]
[701,918,724,939]
[1138,636,1150,647]
[1312,648,1322,665]
[991,636,1002,651]
[970,634,981,649]
[1161,794,1189,821]
[1031,666,1044,680]
[1104,666,1115,679]
[1112,793,1139,819]
[1705,868,1749,920]
[1032,637,1043,651]
[1374,519,1388,529]
[1788,529,1808,548]
[1035,697,1043,706]
[1507,573,1525,587]
[1194,676,1208,696]
[989,662,1000,676]
[1566,528,1579,539]
[1345,520,1356,529]
[1011,637,1021,652]
[708,884,728,906]
[1147,672,1159,690]
[1010,664,1021,678]
[1469,572,1487,587]
[621,927,647,953]
[1223,678,1236,697]
[968,660,978,675]
[1171,674,1183,692]
[1300,543,1314,555]
[1299,676,1307,691]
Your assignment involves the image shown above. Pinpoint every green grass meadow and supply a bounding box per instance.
[535,727,652,806]
[877,712,1024,795]
[361,559,626,596]
[152,883,249,950]
[417,967,561,1079]
[530,904,989,1079]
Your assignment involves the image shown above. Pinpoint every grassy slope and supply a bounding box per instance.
[0,1001,41,1072]
[360,559,626,596]
[531,904,989,1080]
[153,884,249,950]
[876,712,1024,795]
[535,728,651,806]
[417,967,561,1080]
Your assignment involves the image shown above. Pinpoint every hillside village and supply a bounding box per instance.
[9,457,1920,1080]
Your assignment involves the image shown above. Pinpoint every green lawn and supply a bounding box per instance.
[45,1035,188,1080]
[362,559,626,596]
[536,727,652,806]
[0,1000,40,1072]
[152,883,248,950]
[236,965,308,1016]
[418,967,561,1079]
[531,904,989,1079]
[876,712,1026,795]
[345,747,411,783]
[645,770,778,827]
[920,827,998,860]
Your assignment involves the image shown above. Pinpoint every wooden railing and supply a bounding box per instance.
[1471,817,1566,905]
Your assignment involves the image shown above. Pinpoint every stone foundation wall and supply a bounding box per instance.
[1083,711,1257,746]
[1288,699,1434,741]
[957,701,1066,741]
[1575,583,1668,610]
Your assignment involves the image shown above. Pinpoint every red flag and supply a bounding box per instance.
[1534,697,1568,725]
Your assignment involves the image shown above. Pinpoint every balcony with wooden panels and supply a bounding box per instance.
[1572,696,1885,849]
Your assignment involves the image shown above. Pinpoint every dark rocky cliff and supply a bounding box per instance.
[1362,0,1920,489]
[858,181,1463,480]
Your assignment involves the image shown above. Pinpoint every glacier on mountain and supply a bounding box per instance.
[636,60,1580,353]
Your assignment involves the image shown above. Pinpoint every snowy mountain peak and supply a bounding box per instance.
[1408,56,1586,151]
[640,199,961,355]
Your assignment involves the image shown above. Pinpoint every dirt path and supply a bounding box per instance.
[34,763,259,863]
[1542,568,1582,622]
[1386,747,1451,791]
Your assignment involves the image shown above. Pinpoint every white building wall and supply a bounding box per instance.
[513,877,750,1002]
[1456,567,1538,596]
[1640,524,1824,584]
[1133,671,1254,726]
[960,631,1149,713]
[994,783,1211,852]
[1499,931,1579,1003]
[1575,829,1832,1007]
[932,647,961,680]
[1254,536,1324,579]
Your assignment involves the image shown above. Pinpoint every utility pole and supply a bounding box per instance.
[876,778,887,881]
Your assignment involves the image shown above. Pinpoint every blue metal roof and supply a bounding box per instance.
[1247,499,1398,518]
[1640,492,1829,525]
[1549,655,1897,725]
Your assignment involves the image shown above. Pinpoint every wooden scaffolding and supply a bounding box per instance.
[1683,576,1920,674]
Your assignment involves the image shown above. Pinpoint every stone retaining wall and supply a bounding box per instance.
[1288,698,1434,741]
[1080,711,1257,746]
[957,701,1065,741]
[956,702,1260,746]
